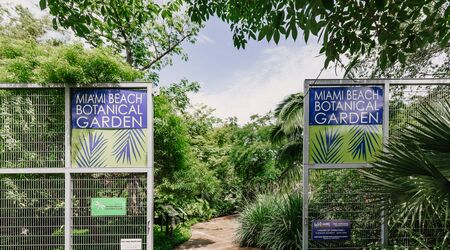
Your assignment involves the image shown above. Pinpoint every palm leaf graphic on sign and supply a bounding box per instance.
[311,127,344,164]
[348,125,381,160]
[112,129,145,164]
[74,131,107,168]
[94,201,106,210]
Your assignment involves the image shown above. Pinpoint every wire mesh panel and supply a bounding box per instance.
[72,174,147,250]
[0,89,65,168]
[308,169,381,249]
[389,84,450,138]
[387,84,450,248]
[0,177,65,249]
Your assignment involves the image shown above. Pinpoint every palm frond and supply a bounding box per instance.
[74,131,107,168]
[311,127,344,164]
[112,129,146,164]
[273,92,304,137]
[270,124,287,144]
[278,140,303,164]
[348,125,381,160]
[405,99,450,153]
[361,98,450,229]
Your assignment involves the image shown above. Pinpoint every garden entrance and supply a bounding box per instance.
[302,79,450,249]
[0,83,154,250]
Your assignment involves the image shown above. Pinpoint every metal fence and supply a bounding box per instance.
[72,175,147,250]
[0,83,153,250]
[308,169,381,249]
[0,177,65,249]
[0,89,65,168]
[303,79,450,250]
[387,84,450,249]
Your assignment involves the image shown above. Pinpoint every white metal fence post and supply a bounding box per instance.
[64,85,72,250]
[302,80,310,250]
[147,83,154,250]
[381,81,390,247]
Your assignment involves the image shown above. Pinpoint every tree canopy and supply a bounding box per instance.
[40,0,199,81]
[187,0,450,73]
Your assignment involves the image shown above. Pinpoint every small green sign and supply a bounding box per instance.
[91,198,127,216]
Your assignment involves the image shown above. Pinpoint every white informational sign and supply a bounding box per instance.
[120,239,142,250]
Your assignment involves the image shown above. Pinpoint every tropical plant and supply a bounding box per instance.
[271,93,303,164]
[237,193,280,247]
[258,192,303,249]
[237,192,304,249]
[361,99,450,247]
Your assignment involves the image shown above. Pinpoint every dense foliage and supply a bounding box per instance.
[237,192,303,249]
[0,6,289,248]
[40,0,199,82]
[362,98,450,248]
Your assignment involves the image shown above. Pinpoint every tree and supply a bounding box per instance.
[0,5,50,41]
[40,0,199,81]
[187,0,449,73]
[270,93,304,184]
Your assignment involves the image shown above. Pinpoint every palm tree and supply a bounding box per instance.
[270,92,303,181]
[361,99,450,247]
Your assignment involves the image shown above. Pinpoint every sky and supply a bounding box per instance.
[159,18,341,122]
[5,0,342,123]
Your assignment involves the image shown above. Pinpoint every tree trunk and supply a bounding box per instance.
[126,47,133,66]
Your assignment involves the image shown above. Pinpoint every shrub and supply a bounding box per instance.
[237,194,280,247]
[258,192,303,250]
[0,38,141,84]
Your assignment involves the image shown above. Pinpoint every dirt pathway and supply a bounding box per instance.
[176,215,259,250]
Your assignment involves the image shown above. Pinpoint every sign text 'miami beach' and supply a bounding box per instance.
[309,86,383,125]
[71,89,147,129]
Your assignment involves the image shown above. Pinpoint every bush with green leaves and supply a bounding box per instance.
[237,192,304,249]
[0,38,141,84]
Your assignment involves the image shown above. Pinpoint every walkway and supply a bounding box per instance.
[176,215,259,250]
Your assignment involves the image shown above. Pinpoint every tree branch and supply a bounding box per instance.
[140,32,191,71]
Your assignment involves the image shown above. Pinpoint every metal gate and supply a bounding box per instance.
[0,83,154,250]
[302,79,450,249]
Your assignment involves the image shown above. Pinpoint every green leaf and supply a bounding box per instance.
[39,0,46,10]
[304,28,310,43]
[258,27,267,41]
[274,30,280,44]
[398,52,406,64]
[266,27,273,42]
[321,0,334,11]
[380,51,387,69]
[292,26,298,40]
[375,0,385,11]
[52,19,58,30]
[308,18,319,36]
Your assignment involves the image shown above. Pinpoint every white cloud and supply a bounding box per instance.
[190,43,342,123]
[196,34,215,45]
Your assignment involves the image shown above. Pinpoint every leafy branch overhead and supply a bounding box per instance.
[39,0,200,78]
[187,0,450,72]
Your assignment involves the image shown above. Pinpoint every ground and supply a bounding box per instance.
[176,215,259,250]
